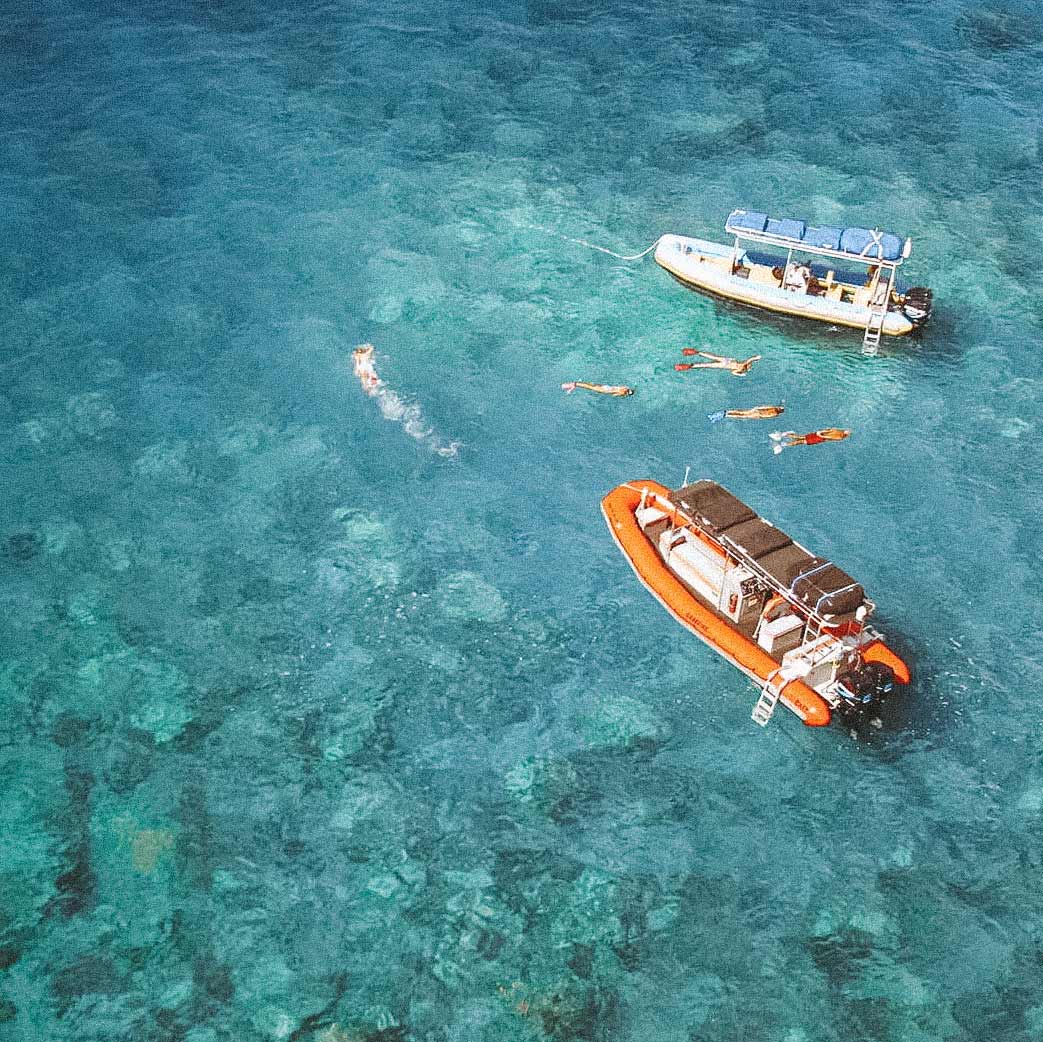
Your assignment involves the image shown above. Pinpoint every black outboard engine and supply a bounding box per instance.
[902,287,933,327]
[835,662,897,715]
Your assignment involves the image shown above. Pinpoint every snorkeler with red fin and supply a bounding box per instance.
[675,350,762,376]
[770,428,851,454]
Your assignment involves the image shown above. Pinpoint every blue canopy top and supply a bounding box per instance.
[726,209,906,262]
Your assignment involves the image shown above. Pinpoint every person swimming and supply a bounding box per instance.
[352,343,382,394]
[708,405,785,423]
[352,343,460,457]
[675,350,762,376]
[561,381,635,397]
[770,428,851,454]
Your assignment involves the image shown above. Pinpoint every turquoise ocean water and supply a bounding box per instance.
[2,0,1043,1038]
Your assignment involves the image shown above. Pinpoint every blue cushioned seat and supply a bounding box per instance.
[803,225,843,250]
[726,210,768,233]
[766,217,806,240]
[839,227,903,261]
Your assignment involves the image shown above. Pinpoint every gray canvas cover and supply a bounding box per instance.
[757,543,818,586]
[790,562,865,616]
[669,481,756,536]
[720,518,793,560]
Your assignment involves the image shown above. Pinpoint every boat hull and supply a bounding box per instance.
[655,234,916,337]
[601,481,832,726]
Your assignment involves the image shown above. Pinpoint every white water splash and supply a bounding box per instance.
[353,344,460,458]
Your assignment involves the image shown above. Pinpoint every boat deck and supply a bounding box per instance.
[672,247,882,306]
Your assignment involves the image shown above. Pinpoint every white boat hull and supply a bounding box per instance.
[655,234,916,337]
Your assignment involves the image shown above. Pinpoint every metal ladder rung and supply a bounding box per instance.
[751,661,813,727]
[752,672,784,726]
[862,305,886,353]
[751,690,779,726]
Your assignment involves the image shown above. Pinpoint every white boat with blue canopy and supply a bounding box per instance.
[654,209,933,351]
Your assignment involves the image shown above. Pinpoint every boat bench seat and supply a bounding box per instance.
[669,481,756,536]
[748,266,780,287]
[644,517,670,545]
[721,518,793,560]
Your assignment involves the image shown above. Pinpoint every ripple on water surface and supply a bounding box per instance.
[1,0,1042,1038]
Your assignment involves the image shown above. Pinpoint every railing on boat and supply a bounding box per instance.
[723,209,912,352]
[644,486,876,636]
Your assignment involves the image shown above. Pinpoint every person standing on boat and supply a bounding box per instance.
[783,262,812,293]
[675,350,762,376]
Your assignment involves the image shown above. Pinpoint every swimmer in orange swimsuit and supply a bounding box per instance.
[675,350,762,376]
[770,428,851,454]
[561,381,634,397]
[708,405,785,423]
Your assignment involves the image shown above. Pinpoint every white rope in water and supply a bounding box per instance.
[560,234,663,261]
[527,222,663,261]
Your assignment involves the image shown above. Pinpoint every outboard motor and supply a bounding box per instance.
[902,287,933,327]
[835,662,897,714]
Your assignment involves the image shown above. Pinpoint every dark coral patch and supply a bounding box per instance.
[3,531,42,562]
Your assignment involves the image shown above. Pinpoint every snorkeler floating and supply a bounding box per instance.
[675,350,762,376]
[770,428,851,454]
[561,381,635,397]
[708,405,785,423]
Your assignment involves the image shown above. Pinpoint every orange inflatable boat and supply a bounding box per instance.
[601,478,911,727]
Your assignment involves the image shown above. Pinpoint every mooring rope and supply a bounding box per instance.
[527,222,662,261]
[559,234,663,261]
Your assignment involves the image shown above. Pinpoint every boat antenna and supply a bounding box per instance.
[682,465,691,487]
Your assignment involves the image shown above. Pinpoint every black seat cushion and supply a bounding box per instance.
[720,518,793,560]
[758,544,818,587]
[669,481,756,536]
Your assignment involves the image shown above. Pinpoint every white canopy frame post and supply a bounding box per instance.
[861,259,898,353]
[883,264,897,306]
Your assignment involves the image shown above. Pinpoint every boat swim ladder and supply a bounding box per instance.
[862,262,896,354]
[751,660,812,727]
[862,300,886,354]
